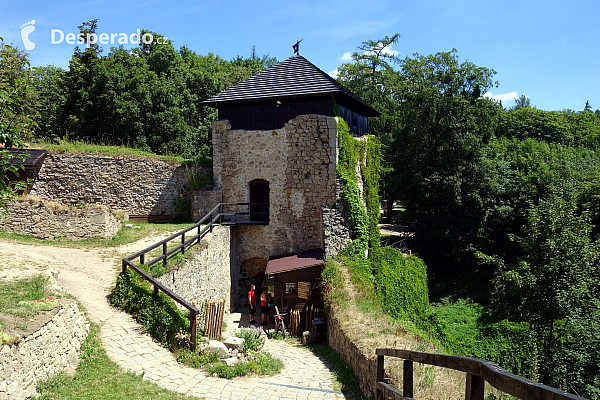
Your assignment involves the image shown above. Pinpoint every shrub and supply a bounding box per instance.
[235,328,264,353]
[110,269,188,349]
[373,247,429,321]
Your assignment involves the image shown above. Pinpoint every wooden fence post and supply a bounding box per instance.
[403,359,414,398]
[181,233,185,254]
[376,354,385,400]
[466,373,484,400]
[190,312,197,351]
[163,242,167,266]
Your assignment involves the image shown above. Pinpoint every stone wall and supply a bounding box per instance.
[189,189,223,221]
[29,154,189,216]
[327,310,378,397]
[0,301,89,399]
[212,115,338,304]
[157,226,233,312]
[1,196,121,240]
[322,179,353,259]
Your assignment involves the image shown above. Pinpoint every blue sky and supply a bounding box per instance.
[2,0,599,111]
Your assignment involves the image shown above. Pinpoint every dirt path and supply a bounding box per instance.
[0,231,178,323]
[0,233,346,398]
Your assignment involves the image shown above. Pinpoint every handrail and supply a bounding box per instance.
[121,202,269,350]
[375,348,587,400]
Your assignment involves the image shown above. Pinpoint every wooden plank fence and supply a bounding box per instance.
[204,299,225,339]
[288,309,301,336]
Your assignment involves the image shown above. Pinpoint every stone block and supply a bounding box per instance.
[302,331,321,345]
[204,340,229,358]
[223,337,245,352]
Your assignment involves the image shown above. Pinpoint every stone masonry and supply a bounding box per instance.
[29,154,188,216]
[0,301,89,400]
[212,114,339,305]
[1,196,122,240]
[157,226,233,312]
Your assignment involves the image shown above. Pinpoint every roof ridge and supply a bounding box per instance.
[202,55,378,116]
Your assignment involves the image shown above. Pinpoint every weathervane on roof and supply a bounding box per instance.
[292,39,303,55]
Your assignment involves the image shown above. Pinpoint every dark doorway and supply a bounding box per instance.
[249,179,269,222]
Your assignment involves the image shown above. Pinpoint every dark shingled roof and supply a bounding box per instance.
[266,249,324,275]
[4,148,47,167]
[203,55,379,117]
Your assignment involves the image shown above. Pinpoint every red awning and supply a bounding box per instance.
[266,249,324,275]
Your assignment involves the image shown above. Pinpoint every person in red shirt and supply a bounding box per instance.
[248,285,256,324]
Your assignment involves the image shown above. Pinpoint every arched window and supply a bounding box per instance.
[249,179,269,222]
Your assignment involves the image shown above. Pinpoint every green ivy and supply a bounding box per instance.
[333,117,429,325]
[374,247,429,321]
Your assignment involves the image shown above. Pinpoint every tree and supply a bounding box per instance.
[491,192,600,394]
[584,100,593,112]
[0,38,36,216]
[513,94,531,110]
[390,49,501,262]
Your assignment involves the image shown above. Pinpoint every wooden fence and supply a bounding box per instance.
[203,299,225,339]
[121,202,267,350]
[288,309,301,336]
[375,348,588,400]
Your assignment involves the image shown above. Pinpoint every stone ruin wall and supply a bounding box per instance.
[0,301,89,400]
[0,196,121,240]
[29,154,190,216]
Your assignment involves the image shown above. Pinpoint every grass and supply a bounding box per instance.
[206,352,283,379]
[0,222,192,249]
[307,343,365,399]
[0,275,55,318]
[37,325,196,400]
[29,140,188,164]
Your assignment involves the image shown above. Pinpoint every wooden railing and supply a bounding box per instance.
[376,348,588,400]
[121,202,268,350]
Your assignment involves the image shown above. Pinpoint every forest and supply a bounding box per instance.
[2,21,600,397]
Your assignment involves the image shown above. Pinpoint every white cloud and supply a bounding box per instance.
[339,52,353,62]
[484,91,522,103]
[365,43,399,58]
[328,69,339,79]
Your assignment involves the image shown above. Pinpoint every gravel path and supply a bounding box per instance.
[0,234,345,399]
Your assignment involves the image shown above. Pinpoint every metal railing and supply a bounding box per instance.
[375,348,587,400]
[121,202,268,350]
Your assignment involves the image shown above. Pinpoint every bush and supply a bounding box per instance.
[373,247,429,321]
[110,269,188,349]
[235,328,264,353]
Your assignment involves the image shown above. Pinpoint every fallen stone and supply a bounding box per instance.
[302,331,321,345]
[204,340,229,358]
[223,337,245,352]
[224,356,239,367]
[124,223,134,228]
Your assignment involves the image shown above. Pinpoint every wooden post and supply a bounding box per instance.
[465,373,484,400]
[163,242,167,266]
[181,233,185,254]
[140,254,145,265]
[197,224,201,245]
[190,312,197,351]
[403,360,414,398]
[153,285,158,295]
[121,260,127,273]
[376,355,385,400]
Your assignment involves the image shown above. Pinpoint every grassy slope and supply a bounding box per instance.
[328,259,512,400]
[0,222,192,249]
[37,325,196,400]
[29,140,187,164]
